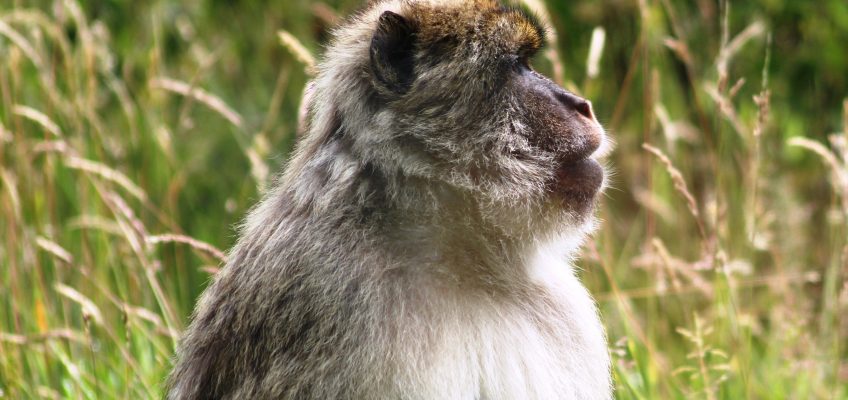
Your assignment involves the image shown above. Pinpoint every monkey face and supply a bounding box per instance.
[363,0,607,219]
[508,64,606,213]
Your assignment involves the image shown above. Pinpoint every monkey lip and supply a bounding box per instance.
[550,157,605,207]
[557,158,604,190]
[555,121,606,164]
[546,121,609,207]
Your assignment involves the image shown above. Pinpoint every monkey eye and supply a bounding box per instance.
[505,52,534,75]
[517,43,540,66]
[513,55,533,72]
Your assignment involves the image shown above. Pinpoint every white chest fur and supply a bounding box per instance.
[396,239,612,400]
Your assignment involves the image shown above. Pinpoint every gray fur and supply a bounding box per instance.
[167,0,612,398]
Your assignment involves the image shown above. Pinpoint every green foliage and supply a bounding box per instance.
[1,0,846,398]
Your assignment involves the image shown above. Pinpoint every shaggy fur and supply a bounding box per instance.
[167,0,612,398]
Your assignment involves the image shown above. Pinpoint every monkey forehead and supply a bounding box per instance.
[404,0,546,56]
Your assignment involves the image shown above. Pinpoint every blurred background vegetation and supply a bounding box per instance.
[1,0,846,398]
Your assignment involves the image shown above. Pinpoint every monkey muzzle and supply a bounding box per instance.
[549,94,607,206]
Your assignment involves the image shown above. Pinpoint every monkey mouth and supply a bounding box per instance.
[549,130,607,209]
[553,157,605,200]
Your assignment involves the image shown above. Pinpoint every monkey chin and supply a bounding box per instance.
[549,157,605,216]
[547,119,609,216]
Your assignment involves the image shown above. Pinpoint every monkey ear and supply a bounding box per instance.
[370,11,417,95]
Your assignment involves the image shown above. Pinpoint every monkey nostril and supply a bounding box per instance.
[554,90,595,120]
[575,100,593,120]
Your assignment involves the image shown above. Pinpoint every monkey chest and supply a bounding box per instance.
[390,289,611,400]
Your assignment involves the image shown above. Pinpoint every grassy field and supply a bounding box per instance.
[1,0,847,398]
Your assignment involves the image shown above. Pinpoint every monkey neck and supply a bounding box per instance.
[276,141,584,294]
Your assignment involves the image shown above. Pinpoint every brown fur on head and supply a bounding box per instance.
[167,1,612,399]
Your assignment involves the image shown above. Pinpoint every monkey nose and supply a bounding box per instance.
[575,100,594,120]
[555,90,595,120]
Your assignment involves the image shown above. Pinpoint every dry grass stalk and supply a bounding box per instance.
[261,65,293,137]
[64,156,148,202]
[663,37,693,67]
[753,90,771,139]
[633,187,675,222]
[716,19,765,92]
[147,234,228,263]
[704,83,748,139]
[36,387,62,400]
[3,9,74,67]
[123,305,165,328]
[0,329,87,345]
[652,238,685,292]
[0,121,10,143]
[586,27,606,79]
[247,134,272,190]
[106,191,149,256]
[789,133,848,238]
[631,238,714,297]
[788,138,846,192]
[31,139,71,155]
[0,168,22,221]
[753,33,773,140]
[844,99,848,137]
[100,190,181,336]
[278,30,316,75]
[728,78,746,99]
[200,266,221,275]
[54,283,104,326]
[744,32,772,250]
[35,236,73,264]
[598,271,821,302]
[67,215,123,237]
[1,10,75,117]
[63,0,97,106]
[642,143,705,237]
[12,105,62,136]
[0,20,45,70]
[150,77,244,128]
[720,20,766,62]
[841,99,848,162]
[654,104,699,150]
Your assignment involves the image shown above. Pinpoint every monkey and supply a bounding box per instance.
[167,0,612,399]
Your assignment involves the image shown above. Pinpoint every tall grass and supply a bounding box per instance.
[1,0,846,399]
